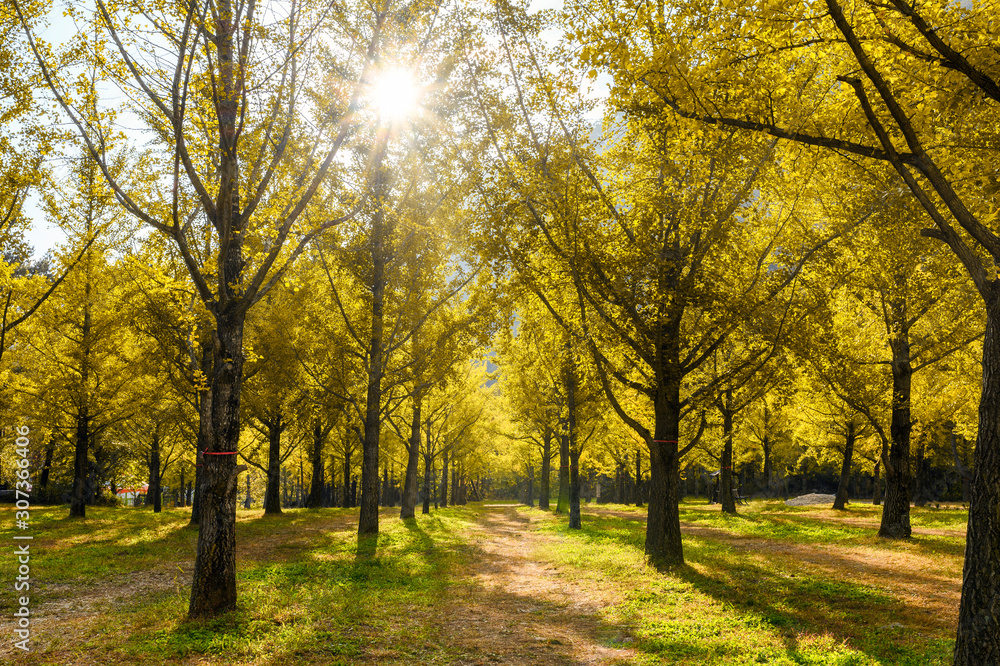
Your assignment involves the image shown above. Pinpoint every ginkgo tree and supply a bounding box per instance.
[465,7,831,561]
[570,0,1000,655]
[14,0,435,617]
[494,298,565,510]
[787,163,982,527]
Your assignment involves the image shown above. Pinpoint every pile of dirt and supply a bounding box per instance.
[785,493,837,506]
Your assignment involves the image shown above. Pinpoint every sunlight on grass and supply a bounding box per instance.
[0,502,960,665]
[525,502,958,665]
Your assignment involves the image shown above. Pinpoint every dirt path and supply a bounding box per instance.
[432,505,636,665]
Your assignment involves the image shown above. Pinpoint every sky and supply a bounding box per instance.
[24,0,573,257]
[22,2,86,257]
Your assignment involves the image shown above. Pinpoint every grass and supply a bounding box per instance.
[530,500,962,665]
[0,500,963,664]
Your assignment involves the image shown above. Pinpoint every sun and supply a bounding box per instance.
[369,69,421,124]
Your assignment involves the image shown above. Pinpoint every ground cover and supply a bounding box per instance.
[0,499,963,664]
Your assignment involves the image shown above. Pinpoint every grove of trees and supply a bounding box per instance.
[0,0,995,661]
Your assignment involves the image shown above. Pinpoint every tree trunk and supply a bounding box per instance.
[833,421,855,510]
[263,416,283,515]
[525,464,534,507]
[306,420,325,508]
[913,438,927,507]
[568,452,581,528]
[400,394,421,519]
[422,419,433,515]
[179,465,186,507]
[359,182,387,536]
[623,463,632,506]
[645,368,684,567]
[720,391,736,515]
[635,450,643,508]
[762,433,772,495]
[148,427,161,513]
[342,443,352,509]
[873,455,883,505]
[39,436,54,495]
[879,327,912,538]
[86,461,98,505]
[70,360,92,514]
[190,343,213,525]
[539,426,552,509]
[422,451,432,515]
[380,464,388,507]
[951,427,972,503]
[567,356,581,529]
[70,233,95,519]
[953,302,1000,664]
[188,305,246,618]
[556,432,569,513]
[329,456,337,507]
[390,462,397,507]
[297,456,304,507]
[440,449,449,508]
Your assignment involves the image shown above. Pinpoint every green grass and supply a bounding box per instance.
[526,501,961,665]
[1,506,483,664]
[594,498,968,559]
[0,500,962,664]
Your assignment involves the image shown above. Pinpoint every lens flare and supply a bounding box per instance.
[370,69,420,123]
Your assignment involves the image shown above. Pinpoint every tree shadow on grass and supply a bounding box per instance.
[355,533,378,561]
[595,503,966,560]
[141,509,640,664]
[9,504,953,665]
[400,515,435,553]
[553,509,954,664]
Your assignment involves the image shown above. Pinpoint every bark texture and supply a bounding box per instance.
[954,304,1000,664]
[879,329,912,538]
[440,449,449,507]
[147,427,161,513]
[556,433,569,513]
[645,373,683,567]
[188,307,245,617]
[720,392,736,515]
[833,421,855,510]
[263,415,283,515]
[359,191,386,535]
[70,406,90,518]
[305,420,326,509]
[539,426,552,509]
[567,360,581,528]
[400,395,421,519]
[191,343,213,525]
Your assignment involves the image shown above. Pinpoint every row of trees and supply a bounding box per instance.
[472,0,996,661]
[2,0,509,618]
[1,0,996,661]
